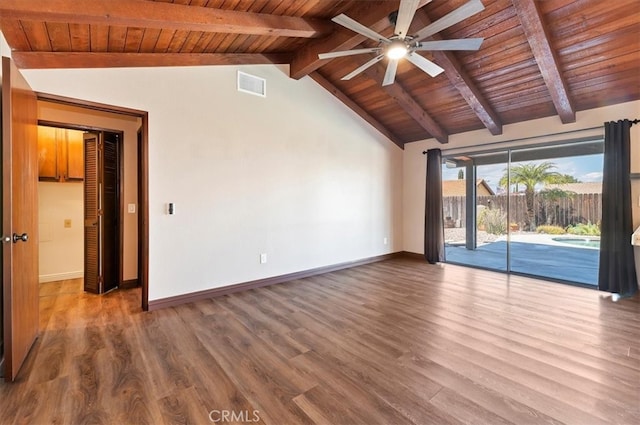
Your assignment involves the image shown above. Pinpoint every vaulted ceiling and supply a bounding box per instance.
[1,0,638,148]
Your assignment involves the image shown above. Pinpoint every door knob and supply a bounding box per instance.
[12,233,28,243]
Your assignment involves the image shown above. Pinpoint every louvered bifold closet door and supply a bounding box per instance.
[84,133,101,294]
[101,133,120,293]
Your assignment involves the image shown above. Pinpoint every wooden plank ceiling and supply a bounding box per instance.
[1,0,638,147]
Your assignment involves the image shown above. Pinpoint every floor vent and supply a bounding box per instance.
[237,71,266,97]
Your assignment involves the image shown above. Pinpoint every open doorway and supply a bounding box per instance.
[37,124,125,294]
[37,124,89,286]
[36,94,149,309]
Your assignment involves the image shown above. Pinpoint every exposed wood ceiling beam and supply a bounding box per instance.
[363,65,448,144]
[512,0,576,123]
[290,0,433,79]
[434,50,503,135]
[12,52,291,69]
[310,71,404,149]
[411,10,503,136]
[0,0,331,39]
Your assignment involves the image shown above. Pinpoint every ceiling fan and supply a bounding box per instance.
[318,0,485,86]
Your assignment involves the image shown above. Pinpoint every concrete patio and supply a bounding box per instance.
[444,234,600,286]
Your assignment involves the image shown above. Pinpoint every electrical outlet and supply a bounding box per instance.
[128,203,136,213]
[64,219,72,228]
[260,253,267,264]
[383,237,388,245]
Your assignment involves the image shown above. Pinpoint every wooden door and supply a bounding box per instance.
[2,57,39,382]
[83,133,101,293]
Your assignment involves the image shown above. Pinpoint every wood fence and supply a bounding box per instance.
[443,193,602,228]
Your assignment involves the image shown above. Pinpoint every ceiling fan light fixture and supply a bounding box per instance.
[319,0,486,85]
[386,40,408,60]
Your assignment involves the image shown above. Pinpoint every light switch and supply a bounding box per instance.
[128,203,136,213]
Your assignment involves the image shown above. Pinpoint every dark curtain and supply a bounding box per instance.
[424,148,444,264]
[598,120,638,296]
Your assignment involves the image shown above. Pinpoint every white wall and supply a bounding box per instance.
[0,31,9,57]
[21,65,403,301]
[38,182,84,282]
[403,100,640,254]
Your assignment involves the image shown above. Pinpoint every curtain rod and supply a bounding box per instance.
[422,120,637,154]
[422,125,604,156]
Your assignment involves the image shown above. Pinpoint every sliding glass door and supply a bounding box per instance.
[441,140,603,286]
[507,143,603,285]
[442,152,508,272]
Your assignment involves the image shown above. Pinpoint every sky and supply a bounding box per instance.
[442,153,604,193]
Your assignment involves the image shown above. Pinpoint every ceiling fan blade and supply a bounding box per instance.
[382,59,399,86]
[332,14,391,43]
[342,55,385,80]
[414,38,484,51]
[413,0,485,42]
[406,53,444,77]
[318,47,382,60]
[395,0,421,38]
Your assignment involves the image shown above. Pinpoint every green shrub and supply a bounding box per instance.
[566,222,600,236]
[478,208,507,235]
[536,225,566,234]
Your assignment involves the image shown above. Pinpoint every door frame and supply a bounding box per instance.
[36,92,149,310]
[137,128,144,288]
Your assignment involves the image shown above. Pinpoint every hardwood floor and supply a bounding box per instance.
[1,258,639,425]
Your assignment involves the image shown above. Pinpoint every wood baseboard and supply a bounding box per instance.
[399,251,425,260]
[148,252,403,311]
[39,271,84,283]
[120,279,139,289]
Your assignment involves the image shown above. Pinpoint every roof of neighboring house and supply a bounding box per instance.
[544,182,602,194]
[442,179,495,197]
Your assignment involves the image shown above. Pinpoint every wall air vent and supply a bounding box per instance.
[237,71,266,97]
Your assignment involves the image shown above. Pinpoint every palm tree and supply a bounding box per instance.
[547,173,580,184]
[499,161,560,231]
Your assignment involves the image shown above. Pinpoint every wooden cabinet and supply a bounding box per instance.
[37,126,84,182]
[66,130,84,180]
[38,126,58,180]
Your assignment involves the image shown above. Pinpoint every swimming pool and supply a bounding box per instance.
[552,237,600,249]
